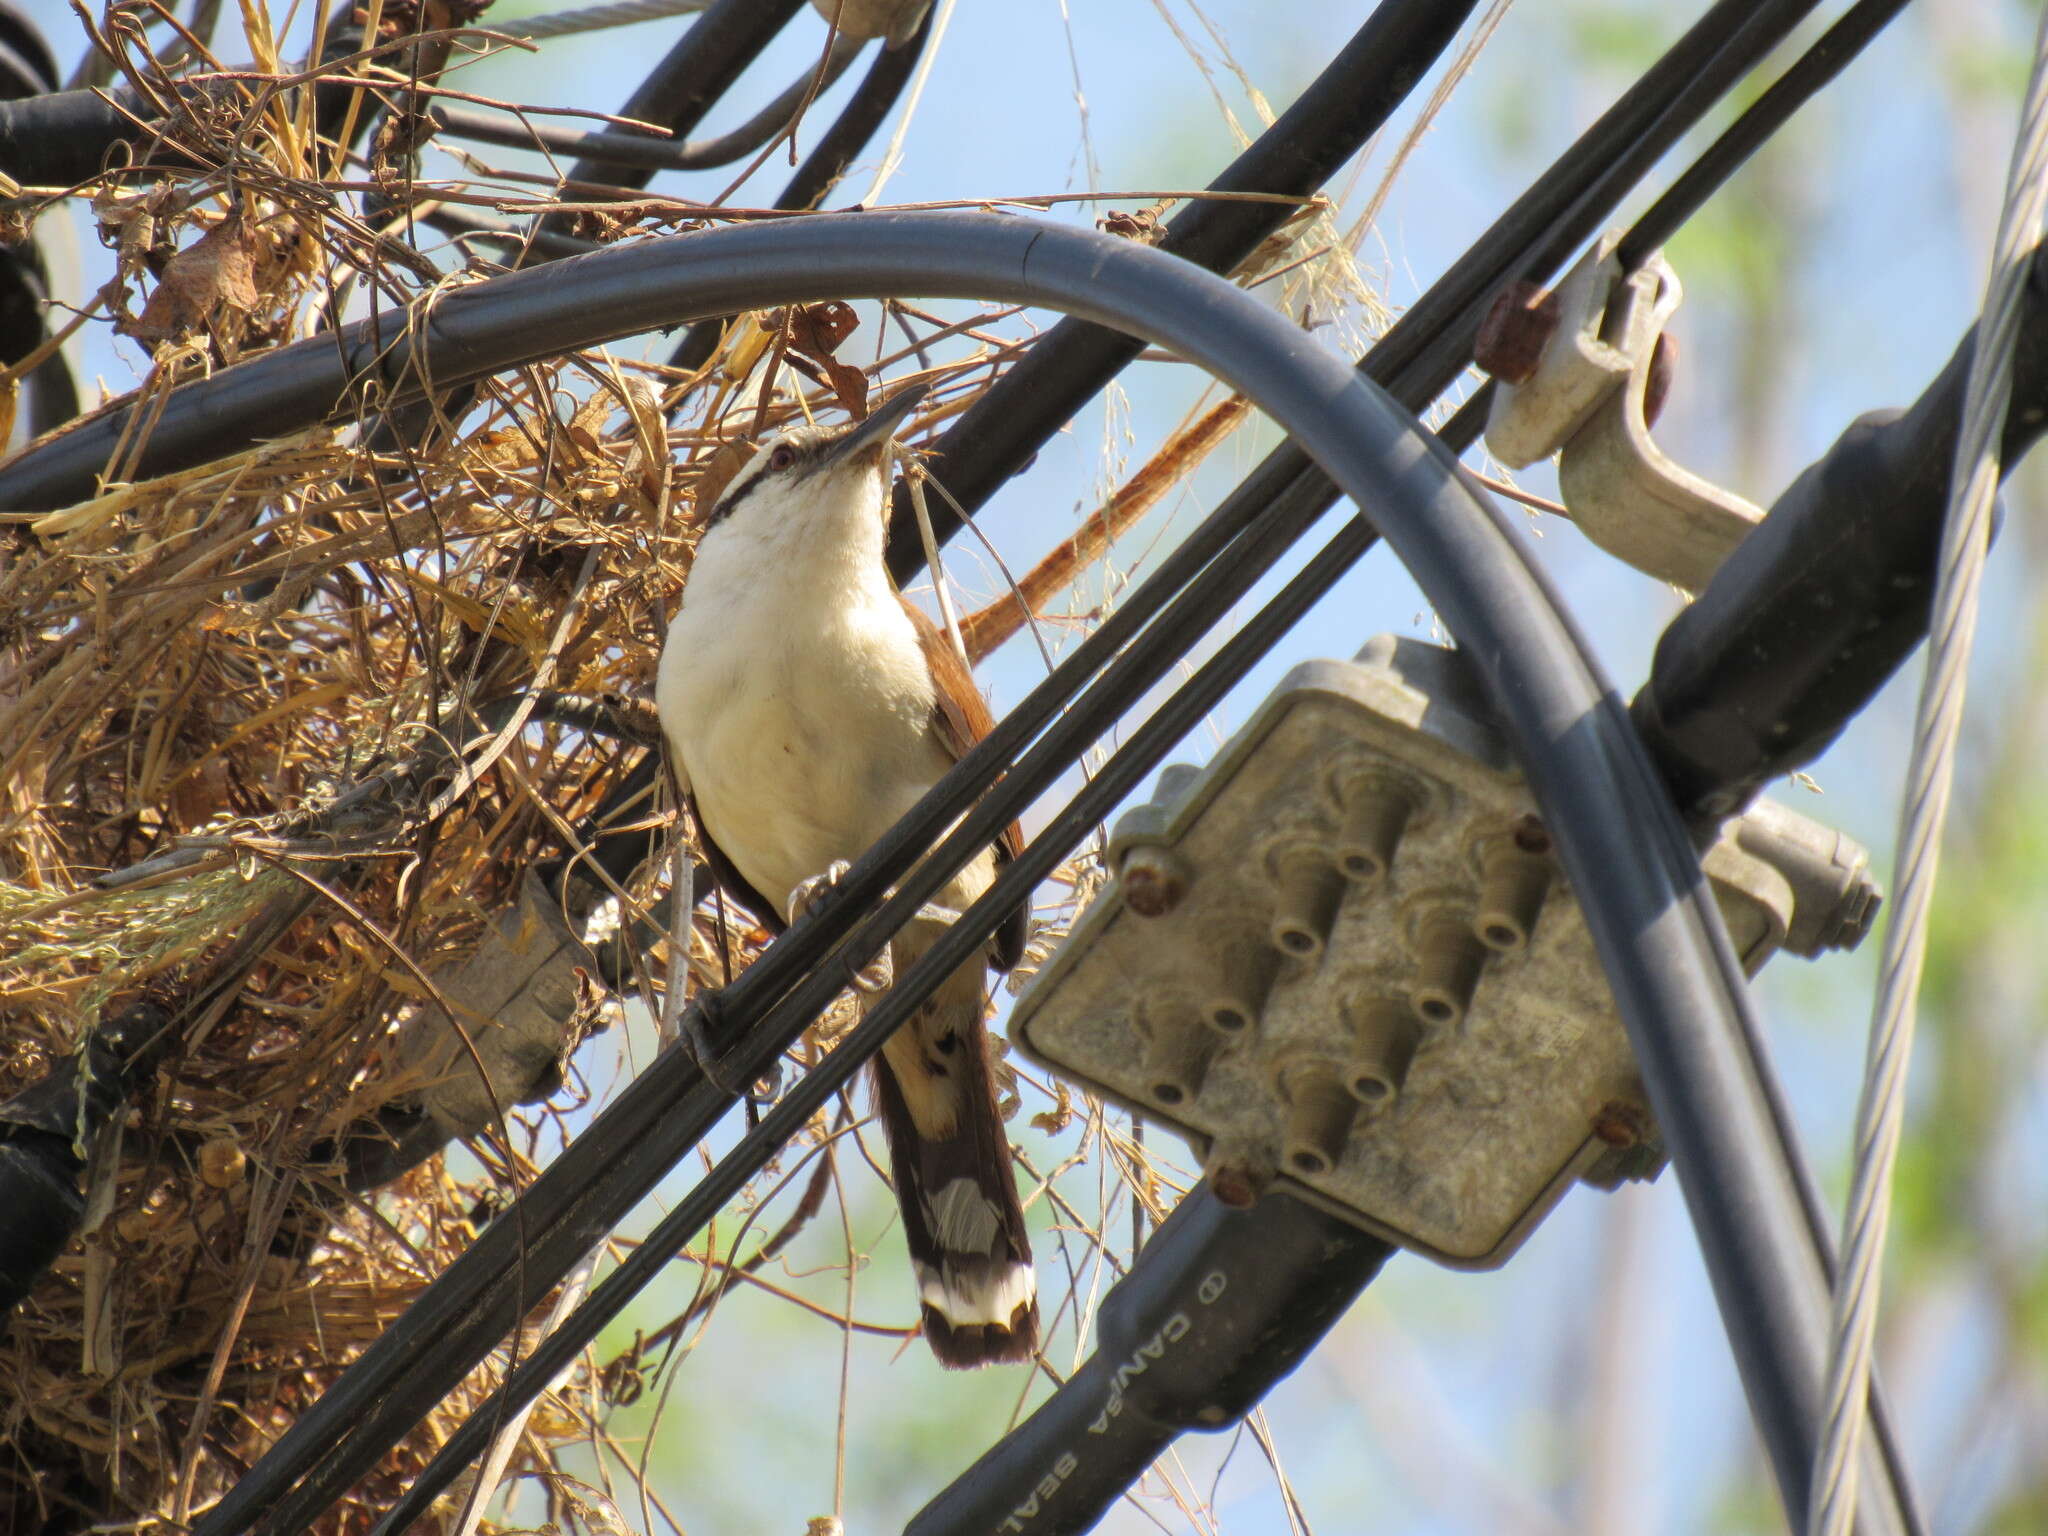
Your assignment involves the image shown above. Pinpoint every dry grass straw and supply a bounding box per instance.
[0,1,1426,1531]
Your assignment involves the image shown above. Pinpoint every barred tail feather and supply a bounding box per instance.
[872,968,1038,1369]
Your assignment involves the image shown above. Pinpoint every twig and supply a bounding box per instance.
[957,394,1249,661]
[904,463,967,662]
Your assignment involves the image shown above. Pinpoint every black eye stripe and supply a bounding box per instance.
[702,433,836,528]
[704,466,767,528]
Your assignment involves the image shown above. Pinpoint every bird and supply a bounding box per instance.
[656,382,1038,1368]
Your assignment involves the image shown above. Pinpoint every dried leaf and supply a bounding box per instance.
[786,300,858,358]
[1098,205,1167,245]
[777,303,870,414]
[821,358,869,416]
[119,214,263,344]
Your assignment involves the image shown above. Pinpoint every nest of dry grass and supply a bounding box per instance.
[0,352,665,1524]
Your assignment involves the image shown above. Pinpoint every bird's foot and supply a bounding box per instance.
[746,1059,784,1105]
[683,988,782,1103]
[787,860,894,994]
[682,988,738,1090]
[848,946,893,995]
[787,858,855,923]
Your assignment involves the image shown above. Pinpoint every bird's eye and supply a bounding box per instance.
[768,444,798,472]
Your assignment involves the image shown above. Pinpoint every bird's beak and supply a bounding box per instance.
[818,381,931,473]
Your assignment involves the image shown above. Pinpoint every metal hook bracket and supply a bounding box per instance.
[1485,232,1763,591]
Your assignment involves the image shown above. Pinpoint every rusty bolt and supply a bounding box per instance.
[1121,844,1190,918]
[1474,280,1561,385]
[1591,1100,1652,1149]
[1205,1135,1275,1209]
[1209,1163,1263,1209]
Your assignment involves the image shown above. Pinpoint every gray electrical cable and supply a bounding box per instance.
[1808,10,2048,1535]
[500,0,712,43]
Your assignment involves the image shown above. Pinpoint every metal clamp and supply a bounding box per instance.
[1485,232,1763,591]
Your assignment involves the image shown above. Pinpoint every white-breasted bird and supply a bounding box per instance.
[656,383,1038,1368]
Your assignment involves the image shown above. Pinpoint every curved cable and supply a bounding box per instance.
[1808,7,2048,1533]
[662,1,939,371]
[551,0,808,201]
[501,0,711,42]
[431,31,864,173]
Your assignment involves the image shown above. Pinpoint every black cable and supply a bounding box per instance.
[0,9,388,186]
[1617,0,1911,270]
[1378,0,1827,411]
[1635,244,2048,821]
[2,894,318,1313]
[550,0,809,203]
[877,0,1824,586]
[774,10,930,210]
[906,1188,1396,1536]
[421,202,598,262]
[0,2,76,438]
[0,2,57,97]
[0,1000,175,1312]
[431,33,864,174]
[660,0,940,370]
[878,0,1487,583]
[0,87,176,182]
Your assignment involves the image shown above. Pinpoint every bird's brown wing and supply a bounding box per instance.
[902,600,1029,972]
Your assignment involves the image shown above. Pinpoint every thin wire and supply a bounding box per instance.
[905,462,967,660]
[1809,8,2048,1533]
[502,0,713,43]
[658,820,693,1052]
[450,1248,598,1536]
[858,0,956,204]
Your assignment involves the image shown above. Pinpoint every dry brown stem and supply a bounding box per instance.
[958,393,1250,663]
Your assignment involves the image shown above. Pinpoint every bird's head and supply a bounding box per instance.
[696,382,930,548]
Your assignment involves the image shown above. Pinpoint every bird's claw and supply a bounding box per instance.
[745,1058,785,1105]
[683,988,781,1102]
[788,860,894,995]
[849,946,893,995]
[786,859,857,925]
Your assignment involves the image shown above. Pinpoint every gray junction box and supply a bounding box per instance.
[1012,635,1879,1268]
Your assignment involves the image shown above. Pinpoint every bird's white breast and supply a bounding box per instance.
[657,519,957,919]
